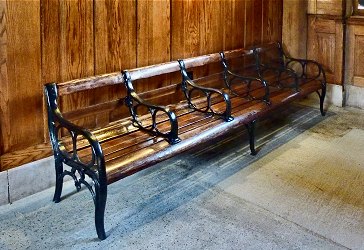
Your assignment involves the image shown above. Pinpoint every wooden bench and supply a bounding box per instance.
[44,43,326,240]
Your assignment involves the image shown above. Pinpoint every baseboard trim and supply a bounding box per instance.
[345,84,364,109]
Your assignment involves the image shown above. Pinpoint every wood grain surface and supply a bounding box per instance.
[307,15,343,85]
[0,0,283,170]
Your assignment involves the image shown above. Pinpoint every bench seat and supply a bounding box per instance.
[44,43,326,240]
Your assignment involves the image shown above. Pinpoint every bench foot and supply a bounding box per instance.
[317,88,326,116]
[53,159,63,203]
[245,120,257,156]
[95,181,107,240]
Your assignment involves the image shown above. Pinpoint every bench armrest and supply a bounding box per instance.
[285,57,327,85]
[259,64,300,92]
[219,52,270,104]
[44,83,107,185]
[177,59,233,122]
[123,71,181,145]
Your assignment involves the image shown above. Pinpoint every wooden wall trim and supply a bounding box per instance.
[0,143,52,171]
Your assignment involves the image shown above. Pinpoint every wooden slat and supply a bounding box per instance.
[57,72,124,96]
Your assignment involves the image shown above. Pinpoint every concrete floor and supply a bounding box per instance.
[0,100,364,249]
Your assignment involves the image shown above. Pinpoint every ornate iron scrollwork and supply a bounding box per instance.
[219,51,271,105]
[253,43,300,92]
[123,71,181,145]
[44,83,107,240]
[177,59,233,122]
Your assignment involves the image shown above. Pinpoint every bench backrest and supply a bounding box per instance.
[253,42,285,70]
[46,46,266,132]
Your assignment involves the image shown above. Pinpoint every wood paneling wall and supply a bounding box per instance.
[0,0,283,171]
[307,15,344,85]
[282,0,307,59]
[346,18,364,87]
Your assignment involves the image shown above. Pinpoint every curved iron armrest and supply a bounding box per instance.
[177,59,233,122]
[259,64,300,92]
[219,52,270,105]
[285,57,327,86]
[225,70,271,105]
[44,83,107,195]
[123,71,181,145]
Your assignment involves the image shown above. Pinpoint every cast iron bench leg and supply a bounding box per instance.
[319,85,326,117]
[53,158,63,203]
[245,120,257,155]
[95,182,107,240]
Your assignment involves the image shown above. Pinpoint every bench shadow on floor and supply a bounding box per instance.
[96,103,330,238]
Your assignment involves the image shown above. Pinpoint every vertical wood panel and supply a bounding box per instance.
[199,0,223,54]
[137,0,170,94]
[245,0,263,47]
[95,0,136,73]
[262,0,282,43]
[6,1,42,152]
[346,22,364,87]
[223,0,245,50]
[282,0,307,58]
[41,0,61,140]
[94,0,136,124]
[59,0,95,128]
[0,1,9,159]
[171,0,201,60]
[307,16,343,85]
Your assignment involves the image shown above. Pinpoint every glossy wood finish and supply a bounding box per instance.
[307,15,343,85]
[0,0,283,171]
[54,48,324,184]
[346,18,364,87]
[3,1,42,155]
[282,0,307,58]
[307,0,345,16]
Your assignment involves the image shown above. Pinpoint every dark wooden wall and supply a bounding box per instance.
[0,0,283,171]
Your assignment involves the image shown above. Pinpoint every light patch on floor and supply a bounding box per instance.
[218,108,364,249]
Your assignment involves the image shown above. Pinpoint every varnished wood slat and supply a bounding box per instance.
[63,98,124,121]
[105,79,322,184]
[57,72,124,96]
